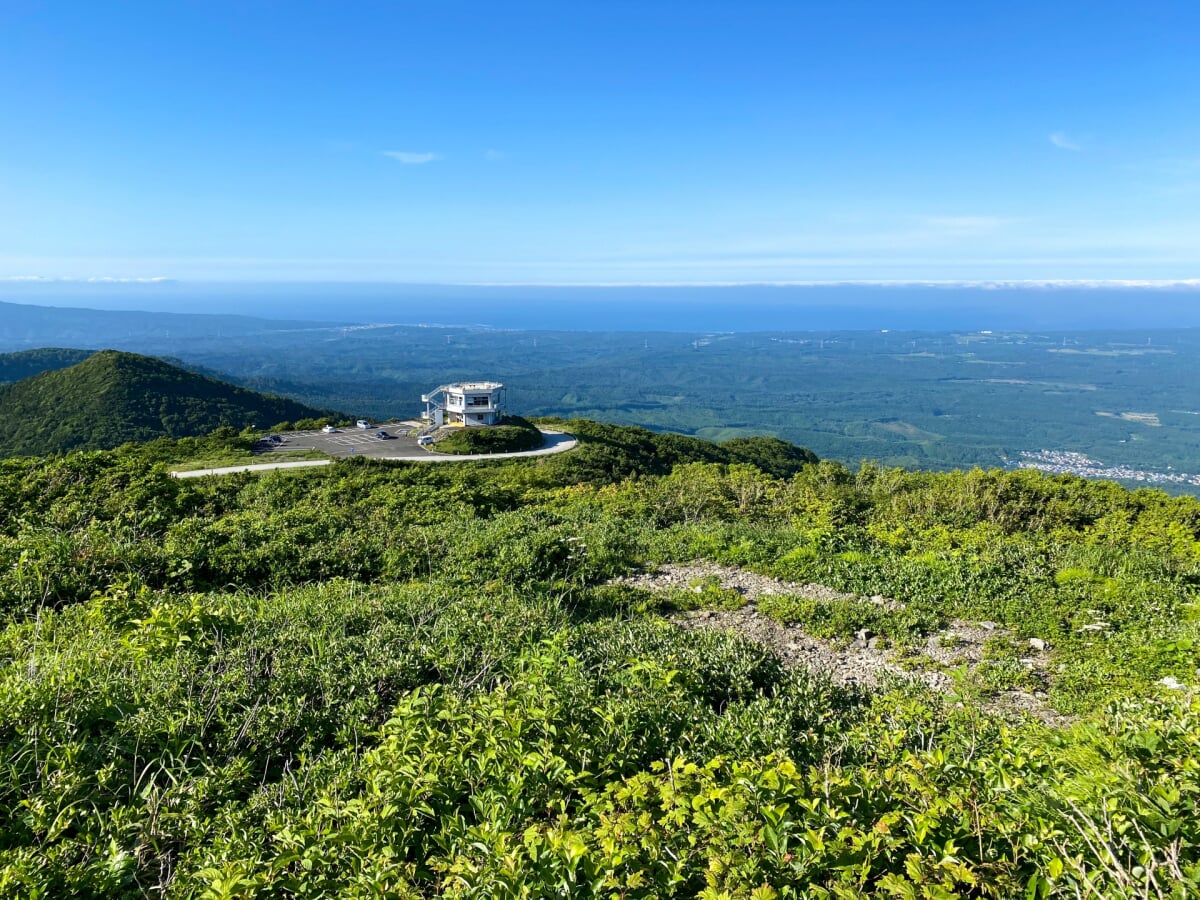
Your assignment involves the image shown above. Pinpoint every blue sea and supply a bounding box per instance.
[6,282,1200,332]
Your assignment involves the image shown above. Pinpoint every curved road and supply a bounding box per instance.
[172,429,577,479]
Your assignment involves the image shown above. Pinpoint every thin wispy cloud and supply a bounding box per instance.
[1049,131,1083,151]
[383,150,438,164]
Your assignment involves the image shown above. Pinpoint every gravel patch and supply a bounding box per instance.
[617,562,1068,726]
[615,561,902,609]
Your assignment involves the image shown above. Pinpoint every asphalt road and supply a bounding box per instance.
[172,427,578,478]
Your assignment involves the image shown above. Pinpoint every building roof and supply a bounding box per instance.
[444,381,503,391]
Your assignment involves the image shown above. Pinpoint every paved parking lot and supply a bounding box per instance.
[257,420,434,459]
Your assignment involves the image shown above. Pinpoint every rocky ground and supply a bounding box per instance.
[614,562,1068,726]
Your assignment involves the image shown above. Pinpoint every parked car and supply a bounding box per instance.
[356,419,371,429]
[322,425,338,433]
[376,430,390,439]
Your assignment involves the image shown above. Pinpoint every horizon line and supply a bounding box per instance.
[4,277,1200,289]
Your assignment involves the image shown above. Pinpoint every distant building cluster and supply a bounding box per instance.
[1014,450,1200,486]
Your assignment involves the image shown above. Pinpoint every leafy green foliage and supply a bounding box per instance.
[720,435,820,480]
[0,420,1198,896]
[536,418,817,486]
[433,416,545,454]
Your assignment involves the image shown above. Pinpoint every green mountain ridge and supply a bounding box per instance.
[0,347,96,383]
[0,349,336,457]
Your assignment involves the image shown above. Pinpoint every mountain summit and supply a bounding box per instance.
[0,350,332,457]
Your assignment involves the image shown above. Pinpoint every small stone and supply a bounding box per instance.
[867,637,883,650]
[980,621,998,631]
[855,628,873,645]
[1158,676,1185,690]
[1028,637,1050,652]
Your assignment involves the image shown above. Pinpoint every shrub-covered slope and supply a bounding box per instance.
[0,349,334,457]
[0,421,1196,897]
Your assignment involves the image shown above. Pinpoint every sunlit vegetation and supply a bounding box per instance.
[0,419,1197,896]
[0,350,334,457]
[432,416,545,454]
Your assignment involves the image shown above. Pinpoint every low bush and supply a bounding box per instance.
[434,416,544,454]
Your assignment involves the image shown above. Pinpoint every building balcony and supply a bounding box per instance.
[446,401,497,411]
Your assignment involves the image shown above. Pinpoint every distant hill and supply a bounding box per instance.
[0,350,336,457]
[0,299,340,352]
[0,348,95,383]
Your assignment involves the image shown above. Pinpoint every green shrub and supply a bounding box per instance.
[434,417,544,454]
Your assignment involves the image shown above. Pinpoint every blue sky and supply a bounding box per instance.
[1,1,1198,283]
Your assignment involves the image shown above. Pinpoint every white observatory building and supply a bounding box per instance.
[422,381,506,427]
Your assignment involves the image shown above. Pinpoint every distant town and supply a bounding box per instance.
[1013,450,1200,487]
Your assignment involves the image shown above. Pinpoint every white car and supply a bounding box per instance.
[322,425,338,433]
[356,419,371,429]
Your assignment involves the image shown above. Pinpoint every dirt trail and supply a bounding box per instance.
[615,562,1068,726]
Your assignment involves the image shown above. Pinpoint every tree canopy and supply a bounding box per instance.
[0,350,336,457]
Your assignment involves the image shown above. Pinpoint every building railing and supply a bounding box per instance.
[445,401,497,411]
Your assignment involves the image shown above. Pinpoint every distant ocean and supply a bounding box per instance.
[6,282,1200,332]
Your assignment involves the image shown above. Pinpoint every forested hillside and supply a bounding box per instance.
[0,419,1196,897]
[0,350,335,457]
[0,347,94,383]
